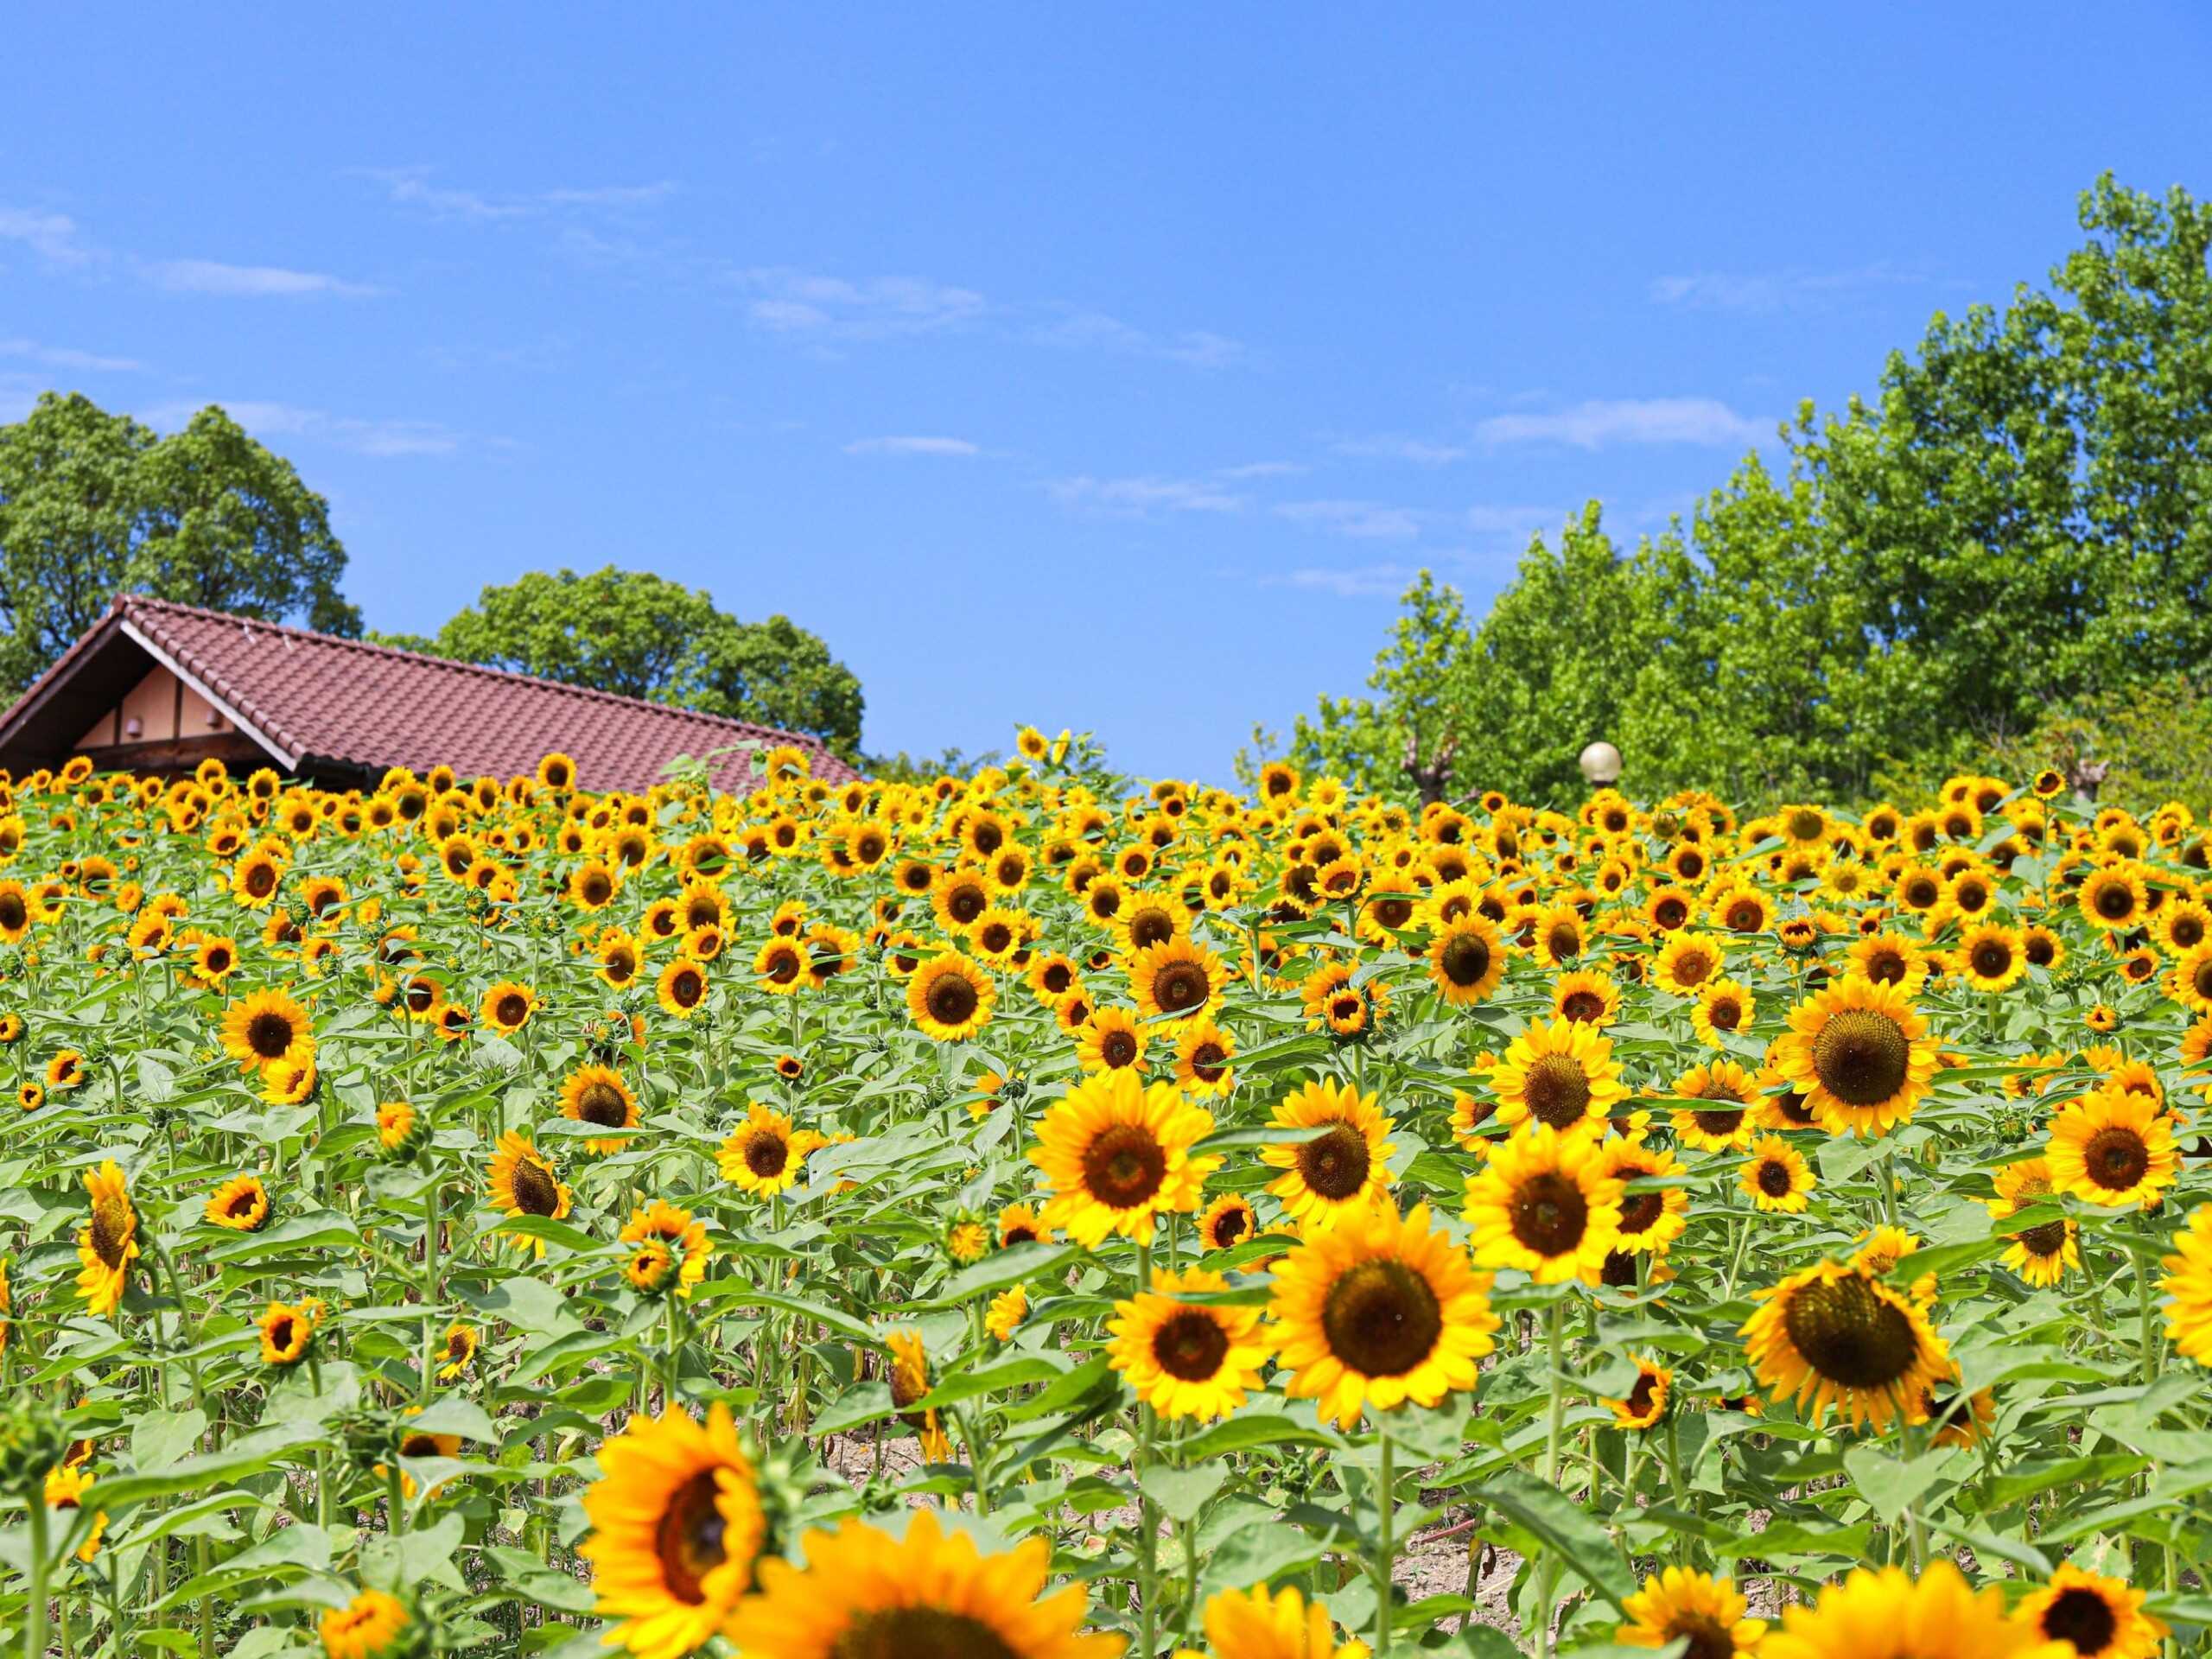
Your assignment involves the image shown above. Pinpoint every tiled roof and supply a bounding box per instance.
[10,594,859,791]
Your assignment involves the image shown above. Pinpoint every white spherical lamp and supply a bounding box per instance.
[1579,741,1622,786]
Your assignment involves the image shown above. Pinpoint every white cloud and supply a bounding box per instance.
[1048,474,1248,516]
[1474,397,1769,449]
[1035,309,1245,369]
[362,167,677,221]
[148,259,381,299]
[144,399,464,457]
[1649,263,1928,313]
[0,207,91,264]
[1274,499,1425,541]
[0,338,143,373]
[731,268,988,340]
[1464,504,1565,538]
[1332,434,1467,465]
[1269,563,1424,598]
[1217,461,1304,480]
[842,435,980,457]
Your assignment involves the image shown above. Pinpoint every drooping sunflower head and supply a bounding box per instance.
[1740,1259,1948,1432]
[1610,1356,1675,1432]
[486,1131,572,1251]
[205,1173,271,1232]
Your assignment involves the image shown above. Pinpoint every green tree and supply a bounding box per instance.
[0,392,357,694]
[379,566,863,760]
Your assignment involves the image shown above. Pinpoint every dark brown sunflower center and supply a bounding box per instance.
[245,864,276,897]
[246,1011,296,1059]
[1082,1124,1167,1209]
[2082,1126,2150,1192]
[1152,1308,1231,1381]
[1439,932,1493,988]
[2194,959,2212,999]
[743,1134,789,1179]
[1522,1055,1592,1128]
[0,894,24,931]
[1188,1042,1228,1081]
[1707,996,1744,1031]
[225,1188,259,1217]
[1099,1030,1140,1067]
[511,1159,562,1216]
[1373,898,1414,930]
[577,1084,628,1127]
[495,994,530,1027]
[1810,1009,1910,1107]
[830,1609,1019,1659]
[1626,1370,1662,1417]
[670,969,704,1007]
[1296,1122,1372,1200]
[1757,1160,1793,1198]
[88,1198,132,1268]
[1039,962,1072,995]
[947,887,986,924]
[1691,1107,1745,1138]
[1154,962,1210,1012]
[1971,940,2012,978]
[1129,911,1174,950]
[1617,1171,1663,1236]
[1671,950,1713,987]
[1779,1274,1920,1389]
[653,1470,728,1605]
[1209,1207,1249,1248]
[2094,881,2134,920]
[400,1433,441,1458]
[1509,1170,1591,1257]
[2039,1587,2118,1656]
[1726,901,1761,931]
[1545,922,1581,959]
[1652,896,1688,930]
[266,1316,296,1351]
[1560,989,1605,1024]
[1320,1258,1443,1378]
[1863,947,1907,983]
[925,971,978,1026]
[1666,1613,1738,1659]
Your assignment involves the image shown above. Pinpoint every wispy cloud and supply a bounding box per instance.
[1649,262,1929,313]
[1465,504,1565,539]
[843,435,979,457]
[730,268,988,340]
[0,338,143,373]
[1035,309,1245,370]
[1268,563,1425,598]
[147,259,381,299]
[144,399,467,457]
[1218,461,1304,480]
[1475,397,1769,449]
[1331,433,1467,465]
[361,167,678,222]
[1274,499,1425,540]
[0,207,92,265]
[1047,474,1248,516]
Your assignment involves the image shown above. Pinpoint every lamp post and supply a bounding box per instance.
[1579,741,1621,787]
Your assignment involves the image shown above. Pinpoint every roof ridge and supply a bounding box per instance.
[117,593,833,753]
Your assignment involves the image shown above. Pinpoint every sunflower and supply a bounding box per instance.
[2047,1089,2178,1210]
[1742,1136,1815,1213]
[995,1203,1053,1249]
[2168,941,2212,1015]
[1466,1125,1624,1284]
[726,1508,1120,1659]
[1610,1356,1674,1431]
[561,1065,640,1153]
[258,1298,322,1366]
[1173,1018,1237,1096]
[45,1465,107,1563]
[45,1050,82,1090]
[717,1103,806,1198]
[1741,1260,1949,1431]
[1765,1562,2073,1659]
[1199,1582,1357,1659]
[1107,1266,1274,1420]
[1689,978,1755,1048]
[1427,915,1506,1005]
[320,1589,413,1659]
[1129,937,1225,1022]
[219,988,314,1073]
[1848,931,1931,995]
[2013,1565,2164,1659]
[1669,1059,1762,1151]
[1550,969,1620,1027]
[1654,932,1725,996]
[1198,1192,1260,1254]
[885,1329,953,1462]
[1771,975,1939,1137]
[656,957,710,1018]
[205,1173,270,1232]
[579,1403,766,1659]
[76,1160,138,1315]
[2078,863,2147,931]
[1268,1198,1500,1429]
[1488,1016,1627,1135]
[436,1321,480,1381]
[906,951,995,1041]
[985,1282,1027,1341]
[1603,1138,1689,1255]
[1076,1007,1149,1074]
[377,1098,427,1160]
[620,1202,712,1298]
[486,1131,573,1251]
[1029,1070,1218,1248]
[1986,1156,2080,1287]
[1617,1567,1765,1659]
[1261,1079,1396,1231]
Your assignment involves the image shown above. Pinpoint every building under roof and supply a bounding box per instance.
[0,594,860,792]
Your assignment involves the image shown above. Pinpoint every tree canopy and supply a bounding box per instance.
[0,392,359,695]
[372,566,865,760]
[1276,175,2212,807]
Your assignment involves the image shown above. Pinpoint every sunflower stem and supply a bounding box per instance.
[1134,1239,1158,1659]
[1372,1425,1395,1657]
[26,1479,49,1659]
[419,1174,441,1403]
[1538,1299,1566,1659]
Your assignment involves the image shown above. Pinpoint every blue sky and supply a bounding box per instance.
[5,7,2209,781]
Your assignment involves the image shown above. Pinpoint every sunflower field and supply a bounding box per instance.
[1,741,2210,1659]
